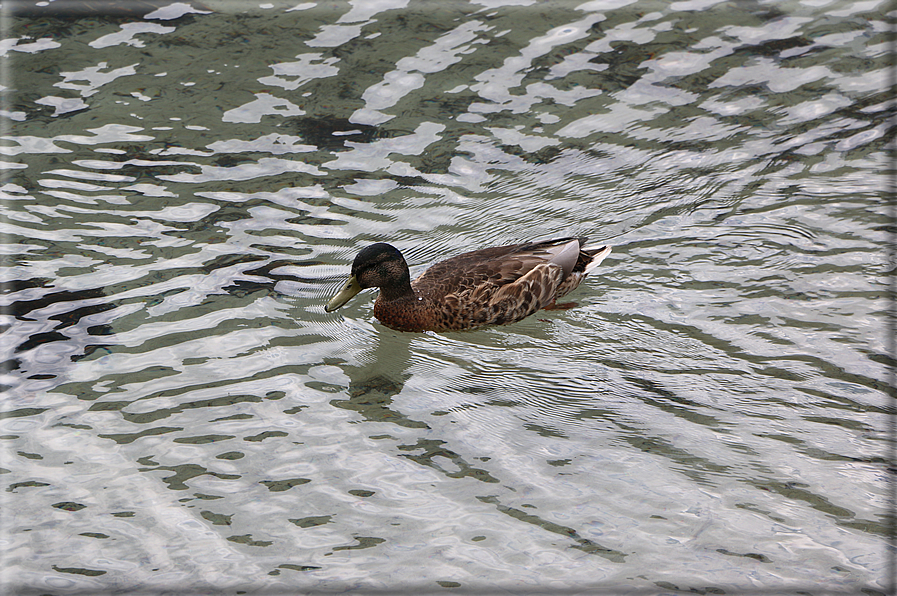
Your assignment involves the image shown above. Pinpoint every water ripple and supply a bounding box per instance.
[1,1,890,593]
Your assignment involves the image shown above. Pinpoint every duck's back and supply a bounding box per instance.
[411,241,536,299]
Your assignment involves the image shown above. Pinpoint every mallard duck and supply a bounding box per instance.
[325,237,611,332]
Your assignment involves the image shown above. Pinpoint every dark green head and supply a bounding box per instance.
[352,243,409,287]
[325,243,412,312]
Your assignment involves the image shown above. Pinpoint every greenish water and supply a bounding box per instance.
[0,0,892,594]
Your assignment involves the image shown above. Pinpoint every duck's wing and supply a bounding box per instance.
[473,262,566,325]
[412,237,584,299]
[412,238,588,329]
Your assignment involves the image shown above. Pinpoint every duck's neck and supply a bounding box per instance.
[378,279,416,303]
[373,286,431,332]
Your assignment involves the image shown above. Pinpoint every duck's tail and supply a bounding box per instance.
[582,245,612,276]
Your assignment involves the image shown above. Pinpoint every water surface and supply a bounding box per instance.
[0,0,892,594]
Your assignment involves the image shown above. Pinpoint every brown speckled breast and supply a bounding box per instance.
[373,296,436,332]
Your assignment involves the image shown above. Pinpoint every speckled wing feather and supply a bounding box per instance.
[410,238,584,330]
[428,262,565,329]
[411,237,583,300]
[477,262,565,324]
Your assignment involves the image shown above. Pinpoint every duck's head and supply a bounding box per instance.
[325,243,411,312]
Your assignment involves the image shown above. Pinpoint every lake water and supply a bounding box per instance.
[0,0,892,594]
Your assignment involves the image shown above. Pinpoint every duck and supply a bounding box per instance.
[325,237,611,332]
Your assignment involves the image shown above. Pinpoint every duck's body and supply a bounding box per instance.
[325,237,611,332]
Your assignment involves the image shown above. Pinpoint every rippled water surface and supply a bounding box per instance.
[1,0,893,594]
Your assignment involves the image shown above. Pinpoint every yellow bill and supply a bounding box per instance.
[325,275,362,312]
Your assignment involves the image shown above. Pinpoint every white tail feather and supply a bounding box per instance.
[583,246,612,276]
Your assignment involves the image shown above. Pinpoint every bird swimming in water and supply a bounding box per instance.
[325,237,611,332]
